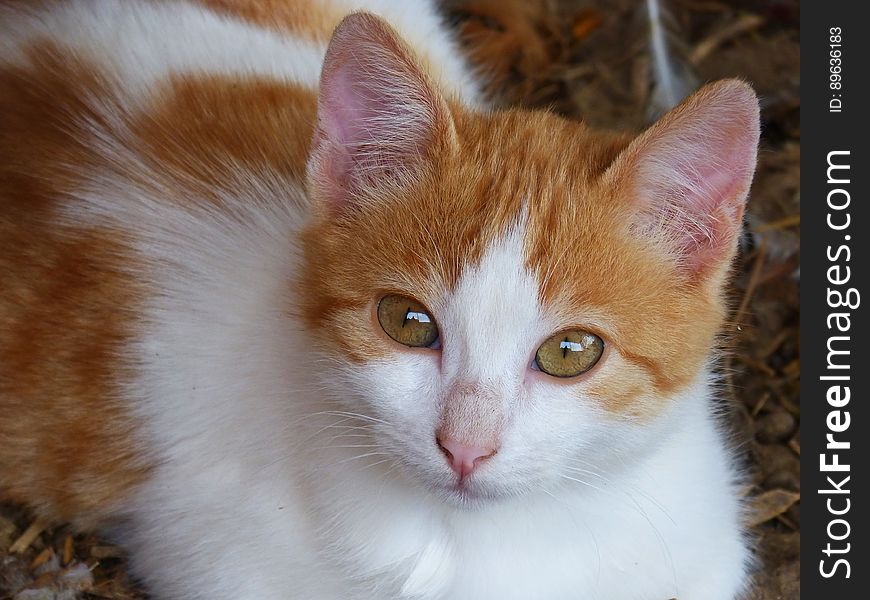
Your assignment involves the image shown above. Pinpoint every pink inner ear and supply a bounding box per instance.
[314,68,370,198]
[627,81,760,278]
[308,13,447,213]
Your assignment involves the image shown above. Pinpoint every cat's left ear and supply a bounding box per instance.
[606,79,760,282]
[307,12,456,215]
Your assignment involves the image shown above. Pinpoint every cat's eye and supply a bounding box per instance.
[534,330,604,378]
[377,294,439,348]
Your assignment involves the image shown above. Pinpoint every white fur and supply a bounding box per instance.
[2,1,748,598]
[0,0,479,102]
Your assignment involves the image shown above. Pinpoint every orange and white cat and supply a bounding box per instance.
[0,1,760,598]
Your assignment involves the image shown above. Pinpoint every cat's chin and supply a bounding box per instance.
[432,480,510,509]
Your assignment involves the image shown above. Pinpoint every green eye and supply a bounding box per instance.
[377,294,439,348]
[535,330,604,378]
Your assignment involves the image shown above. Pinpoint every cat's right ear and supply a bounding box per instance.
[307,12,456,215]
[604,79,760,284]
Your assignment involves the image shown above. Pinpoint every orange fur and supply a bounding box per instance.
[299,16,753,417]
[300,104,730,414]
[0,45,150,527]
[137,74,317,200]
[0,12,326,527]
[193,0,344,41]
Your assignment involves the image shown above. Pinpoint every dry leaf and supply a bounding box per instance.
[748,490,800,527]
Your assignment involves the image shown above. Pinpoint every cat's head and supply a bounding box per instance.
[299,13,759,505]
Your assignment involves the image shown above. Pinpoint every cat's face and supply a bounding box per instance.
[299,14,758,505]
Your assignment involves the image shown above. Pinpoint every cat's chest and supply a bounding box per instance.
[333,490,680,600]
[447,503,660,599]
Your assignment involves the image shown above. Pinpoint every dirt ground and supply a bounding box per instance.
[1,0,800,598]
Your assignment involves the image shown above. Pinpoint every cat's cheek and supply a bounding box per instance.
[342,355,443,442]
[580,350,670,419]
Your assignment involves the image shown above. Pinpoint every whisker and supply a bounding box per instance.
[311,444,382,450]
[333,451,391,466]
[560,465,610,482]
[557,473,608,494]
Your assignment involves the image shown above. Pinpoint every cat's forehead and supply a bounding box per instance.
[434,217,545,379]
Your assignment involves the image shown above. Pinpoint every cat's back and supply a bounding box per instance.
[0,0,476,223]
[0,0,475,102]
[0,0,473,525]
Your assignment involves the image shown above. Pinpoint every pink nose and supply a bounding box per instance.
[436,435,498,480]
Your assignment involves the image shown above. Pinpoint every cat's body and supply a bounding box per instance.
[0,1,759,599]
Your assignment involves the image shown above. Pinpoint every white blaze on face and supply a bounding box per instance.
[434,219,545,445]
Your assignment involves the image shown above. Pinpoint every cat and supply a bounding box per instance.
[0,1,760,598]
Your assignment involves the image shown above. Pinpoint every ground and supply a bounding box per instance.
[1,0,800,598]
